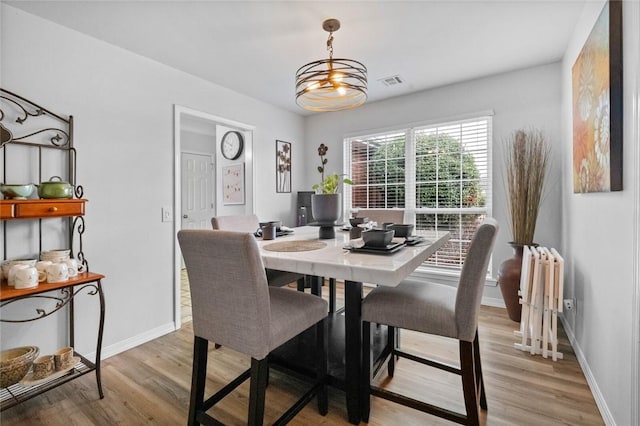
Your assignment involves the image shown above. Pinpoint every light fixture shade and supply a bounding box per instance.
[295,18,367,112]
[295,58,367,112]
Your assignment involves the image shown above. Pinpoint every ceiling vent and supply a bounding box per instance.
[379,75,404,87]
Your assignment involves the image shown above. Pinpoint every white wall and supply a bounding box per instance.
[182,130,215,155]
[304,63,564,303]
[1,5,304,356]
[561,1,640,425]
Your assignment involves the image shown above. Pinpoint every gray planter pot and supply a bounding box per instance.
[311,194,341,224]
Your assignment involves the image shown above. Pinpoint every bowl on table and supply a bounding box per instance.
[388,224,414,238]
[0,346,39,388]
[362,229,395,248]
[349,217,369,228]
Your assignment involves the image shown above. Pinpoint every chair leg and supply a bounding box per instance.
[248,358,269,426]
[473,330,487,410]
[188,337,208,426]
[316,319,328,415]
[361,320,372,422]
[460,340,480,426]
[387,326,396,377]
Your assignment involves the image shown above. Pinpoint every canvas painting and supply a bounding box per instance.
[572,0,623,193]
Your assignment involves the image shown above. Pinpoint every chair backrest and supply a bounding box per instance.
[355,209,405,226]
[211,214,260,233]
[177,229,272,359]
[455,217,499,342]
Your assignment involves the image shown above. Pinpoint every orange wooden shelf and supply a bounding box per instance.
[0,199,87,220]
[1,272,104,301]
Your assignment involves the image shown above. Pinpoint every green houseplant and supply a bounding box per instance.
[312,143,353,194]
[498,129,550,322]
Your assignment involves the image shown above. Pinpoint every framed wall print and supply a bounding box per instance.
[276,140,291,193]
[572,0,623,193]
[222,163,245,205]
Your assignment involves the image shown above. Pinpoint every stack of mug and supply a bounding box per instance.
[31,347,77,381]
[1,249,85,290]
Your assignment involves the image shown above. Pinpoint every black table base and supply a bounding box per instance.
[270,277,391,424]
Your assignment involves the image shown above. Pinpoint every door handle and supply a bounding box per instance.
[183,214,188,219]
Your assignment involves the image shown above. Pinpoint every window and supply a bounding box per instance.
[344,115,492,270]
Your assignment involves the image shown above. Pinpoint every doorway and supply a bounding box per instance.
[173,105,255,328]
[181,152,215,231]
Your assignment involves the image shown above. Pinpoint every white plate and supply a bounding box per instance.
[19,356,81,386]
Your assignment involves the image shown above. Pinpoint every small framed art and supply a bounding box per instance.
[222,163,245,205]
[276,140,291,193]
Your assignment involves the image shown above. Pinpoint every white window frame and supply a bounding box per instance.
[343,111,494,282]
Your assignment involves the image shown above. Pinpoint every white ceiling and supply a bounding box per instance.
[7,0,586,116]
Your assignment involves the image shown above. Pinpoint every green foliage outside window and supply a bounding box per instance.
[366,133,485,218]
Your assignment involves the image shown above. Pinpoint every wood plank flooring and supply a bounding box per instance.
[1,281,604,425]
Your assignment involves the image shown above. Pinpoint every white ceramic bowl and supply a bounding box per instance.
[2,259,38,280]
[40,250,71,262]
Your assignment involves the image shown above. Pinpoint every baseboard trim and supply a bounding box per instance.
[84,322,176,361]
[560,314,615,425]
[481,296,505,308]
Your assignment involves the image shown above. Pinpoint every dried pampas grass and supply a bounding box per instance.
[505,129,550,245]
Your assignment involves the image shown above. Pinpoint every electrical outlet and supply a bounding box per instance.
[563,298,574,310]
[161,206,173,222]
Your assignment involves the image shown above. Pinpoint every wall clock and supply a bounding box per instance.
[221,130,244,160]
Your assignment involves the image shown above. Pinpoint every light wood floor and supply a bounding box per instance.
[1,281,604,425]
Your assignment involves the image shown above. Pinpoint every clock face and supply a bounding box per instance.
[221,131,244,160]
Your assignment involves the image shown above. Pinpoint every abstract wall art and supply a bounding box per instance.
[572,0,623,193]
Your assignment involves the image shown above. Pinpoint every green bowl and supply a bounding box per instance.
[0,183,35,200]
[38,178,74,199]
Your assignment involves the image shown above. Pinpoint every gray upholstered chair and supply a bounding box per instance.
[178,229,328,426]
[212,214,339,312]
[211,214,305,288]
[361,218,498,425]
[355,209,405,226]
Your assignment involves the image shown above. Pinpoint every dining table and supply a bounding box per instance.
[256,225,450,424]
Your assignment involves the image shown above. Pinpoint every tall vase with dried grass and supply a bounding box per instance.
[498,129,550,322]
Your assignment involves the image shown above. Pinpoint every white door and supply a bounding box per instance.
[181,152,215,230]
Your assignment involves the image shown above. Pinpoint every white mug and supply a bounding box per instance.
[1,261,10,280]
[8,264,30,286]
[46,263,71,283]
[36,260,53,273]
[63,259,85,277]
[14,266,44,289]
[4,259,37,282]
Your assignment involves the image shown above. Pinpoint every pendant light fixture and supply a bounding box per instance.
[295,18,367,112]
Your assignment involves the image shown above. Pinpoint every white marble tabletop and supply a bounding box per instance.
[257,226,450,286]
